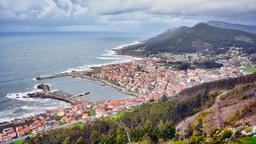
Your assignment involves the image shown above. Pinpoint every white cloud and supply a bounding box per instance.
[0,0,255,32]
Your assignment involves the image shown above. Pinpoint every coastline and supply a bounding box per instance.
[36,66,140,97]
[36,44,143,97]
[60,46,143,74]
[3,41,142,122]
[1,42,141,122]
[2,39,254,143]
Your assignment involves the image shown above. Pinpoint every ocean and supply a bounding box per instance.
[0,32,143,122]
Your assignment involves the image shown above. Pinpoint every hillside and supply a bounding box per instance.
[116,23,256,56]
[207,21,256,34]
[24,73,256,144]
[177,83,256,134]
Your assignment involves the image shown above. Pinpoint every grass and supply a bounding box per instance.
[54,115,64,121]
[60,121,68,125]
[87,109,96,116]
[238,137,256,144]
[111,109,135,120]
[111,111,125,120]
[72,122,85,130]
[10,139,22,144]
[243,65,256,73]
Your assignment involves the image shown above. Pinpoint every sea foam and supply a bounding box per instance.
[6,89,43,102]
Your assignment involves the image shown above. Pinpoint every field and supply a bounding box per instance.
[243,65,256,73]
[10,139,22,144]
[238,137,256,144]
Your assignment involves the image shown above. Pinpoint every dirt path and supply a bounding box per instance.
[215,93,224,128]
[176,91,228,135]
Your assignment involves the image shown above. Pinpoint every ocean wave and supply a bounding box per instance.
[6,89,43,102]
[96,56,122,60]
[0,110,44,123]
[58,41,142,74]
[0,98,70,123]
[60,56,141,74]
[101,49,117,57]
[111,40,143,50]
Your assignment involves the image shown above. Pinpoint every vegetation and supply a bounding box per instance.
[24,75,256,144]
[238,137,256,144]
[23,84,217,144]
[59,121,68,125]
[10,139,22,144]
[72,122,85,130]
[86,109,96,116]
[111,111,125,120]
[243,65,256,73]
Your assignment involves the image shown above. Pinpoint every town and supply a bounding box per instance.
[0,48,255,143]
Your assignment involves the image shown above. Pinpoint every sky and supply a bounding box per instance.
[0,0,256,34]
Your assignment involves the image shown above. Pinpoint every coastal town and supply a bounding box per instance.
[1,48,255,143]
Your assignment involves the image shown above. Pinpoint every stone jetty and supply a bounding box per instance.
[27,84,89,104]
[28,91,74,104]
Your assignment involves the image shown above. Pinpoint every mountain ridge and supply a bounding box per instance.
[116,22,256,56]
[206,20,256,34]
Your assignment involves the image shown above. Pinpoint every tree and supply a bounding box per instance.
[90,130,100,144]
[24,136,32,144]
[63,137,70,144]
[160,94,168,102]
[75,136,84,144]
[115,134,123,144]
[159,121,175,140]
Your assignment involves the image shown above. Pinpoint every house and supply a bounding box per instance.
[77,109,85,115]
[0,131,16,142]
[0,132,4,142]
[95,111,104,118]
[82,114,90,120]
[1,135,12,142]
[57,109,65,116]
[44,122,53,129]
[7,132,16,139]
[23,125,31,134]
[16,126,25,137]
[2,127,14,134]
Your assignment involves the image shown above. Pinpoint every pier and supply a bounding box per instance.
[28,91,74,104]
[28,86,90,104]
[35,73,69,80]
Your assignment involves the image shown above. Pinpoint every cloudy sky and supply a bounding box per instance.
[0,0,256,34]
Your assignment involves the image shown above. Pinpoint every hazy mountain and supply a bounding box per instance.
[206,21,256,34]
[144,26,189,45]
[117,23,256,56]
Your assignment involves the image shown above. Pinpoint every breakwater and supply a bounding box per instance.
[28,91,74,104]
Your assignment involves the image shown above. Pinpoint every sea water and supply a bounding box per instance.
[0,32,143,122]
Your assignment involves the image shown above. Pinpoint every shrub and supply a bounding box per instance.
[221,129,233,140]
